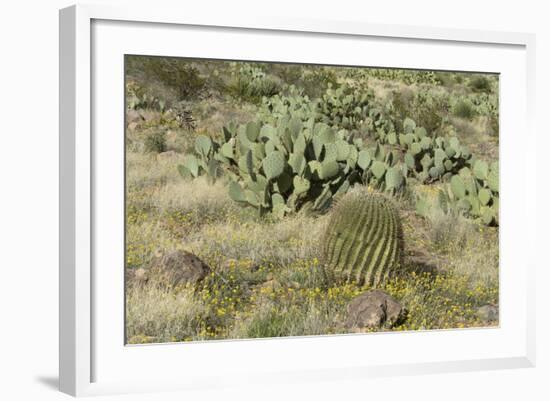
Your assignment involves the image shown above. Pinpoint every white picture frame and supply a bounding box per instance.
[59,4,536,397]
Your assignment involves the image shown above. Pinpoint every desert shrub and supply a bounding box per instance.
[434,71,460,88]
[391,89,448,133]
[265,64,337,98]
[144,130,167,153]
[298,66,339,98]
[169,102,196,131]
[351,68,440,86]
[258,86,319,125]
[425,206,475,251]
[228,64,281,102]
[451,97,476,119]
[126,80,165,111]
[135,56,206,101]
[469,75,492,93]
[470,93,499,135]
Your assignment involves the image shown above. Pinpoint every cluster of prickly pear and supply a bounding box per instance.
[316,84,374,130]
[437,160,499,225]
[383,118,472,183]
[126,81,165,112]
[178,116,407,217]
[222,119,362,215]
[258,86,320,126]
[355,141,407,193]
[348,68,440,86]
[322,189,404,287]
[177,134,220,182]
[230,64,281,101]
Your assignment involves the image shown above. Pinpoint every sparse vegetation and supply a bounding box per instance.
[125,56,499,344]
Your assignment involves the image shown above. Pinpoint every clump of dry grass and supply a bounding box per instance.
[186,212,329,269]
[126,284,208,344]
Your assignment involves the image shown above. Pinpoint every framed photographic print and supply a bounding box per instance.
[59,4,536,397]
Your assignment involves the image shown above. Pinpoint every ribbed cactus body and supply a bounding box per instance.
[322,190,404,287]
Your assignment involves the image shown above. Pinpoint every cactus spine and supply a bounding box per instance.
[322,190,404,287]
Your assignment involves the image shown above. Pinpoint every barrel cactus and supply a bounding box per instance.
[322,189,404,287]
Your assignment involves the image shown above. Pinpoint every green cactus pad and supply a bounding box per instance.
[385,167,404,191]
[404,153,415,170]
[410,142,421,156]
[183,155,199,177]
[357,150,372,170]
[322,189,404,287]
[371,161,386,179]
[488,162,499,192]
[195,135,212,157]
[288,153,306,175]
[473,160,489,180]
[450,175,466,198]
[262,151,286,180]
[228,181,246,203]
[293,176,310,195]
[403,117,416,134]
[319,160,340,180]
[221,142,234,159]
[478,188,492,206]
[245,121,260,142]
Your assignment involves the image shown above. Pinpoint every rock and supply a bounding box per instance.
[126,267,148,287]
[126,109,142,124]
[134,268,148,283]
[151,250,211,287]
[156,150,177,161]
[345,290,405,330]
[477,304,499,323]
[127,122,139,132]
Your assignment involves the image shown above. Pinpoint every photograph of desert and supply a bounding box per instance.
[124,56,499,344]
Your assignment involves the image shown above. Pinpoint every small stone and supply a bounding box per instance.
[134,268,148,282]
[345,290,405,330]
[477,304,499,323]
[126,267,149,287]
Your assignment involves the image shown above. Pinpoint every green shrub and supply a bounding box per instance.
[469,75,492,93]
[144,130,167,153]
[298,66,338,98]
[137,57,206,100]
[451,98,476,119]
[126,81,165,111]
[228,64,281,102]
[390,89,448,134]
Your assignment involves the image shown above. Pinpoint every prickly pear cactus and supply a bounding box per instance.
[322,189,404,287]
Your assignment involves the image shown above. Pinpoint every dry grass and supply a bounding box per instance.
[126,284,208,343]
